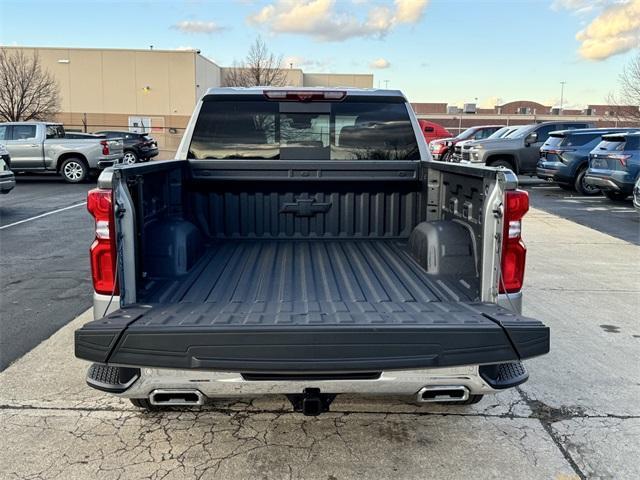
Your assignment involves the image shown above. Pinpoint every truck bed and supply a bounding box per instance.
[76,239,549,372]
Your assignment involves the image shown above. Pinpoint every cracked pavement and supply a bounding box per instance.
[1,208,638,479]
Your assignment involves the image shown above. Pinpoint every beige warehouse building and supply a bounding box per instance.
[0,46,374,155]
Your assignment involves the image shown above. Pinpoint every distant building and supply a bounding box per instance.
[0,46,373,155]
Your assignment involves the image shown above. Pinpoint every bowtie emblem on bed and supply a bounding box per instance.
[280,197,332,217]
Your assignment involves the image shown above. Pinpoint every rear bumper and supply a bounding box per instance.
[584,174,634,195]
[140,147,158,159]
[91,364,511,399]
[0,172,16,193]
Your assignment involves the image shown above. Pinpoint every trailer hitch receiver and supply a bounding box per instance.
[286,388,337,416]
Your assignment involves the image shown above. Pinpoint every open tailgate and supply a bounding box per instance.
[75,302,549,372]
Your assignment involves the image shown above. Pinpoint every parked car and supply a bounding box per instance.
[452,126,522,162]
[633,176,640,212]
[94,130,158,164]
[585,132,640,201]
[75,87,549,416]
[464,121,594,174]
[417,119,452,143]
[0,143,15,194]
[429,125,504,161]
[0,122,124,183]
[537,128,635,195]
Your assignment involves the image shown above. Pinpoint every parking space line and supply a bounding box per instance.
[0,202,87,230]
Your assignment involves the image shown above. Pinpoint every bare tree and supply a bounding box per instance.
[222,37,286,87]
[607,53,640,122]
[0,49,60,122]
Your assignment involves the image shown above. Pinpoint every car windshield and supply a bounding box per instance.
[509,126,535,139]
[456,127,479,140]
[487,127,509,139]
[188,98,420,161]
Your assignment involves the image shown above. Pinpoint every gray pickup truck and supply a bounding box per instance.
[463,121,593,174]
[0,122,123,182]
[75,88,549,416]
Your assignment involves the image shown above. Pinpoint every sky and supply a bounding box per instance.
[1,0,638,108]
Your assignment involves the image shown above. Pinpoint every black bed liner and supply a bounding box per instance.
[75,239,549,371]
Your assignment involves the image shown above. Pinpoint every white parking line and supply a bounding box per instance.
[0,202,87,230]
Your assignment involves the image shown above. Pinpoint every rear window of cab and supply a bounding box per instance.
[188,98,420,161]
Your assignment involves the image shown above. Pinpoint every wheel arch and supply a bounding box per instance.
[486,153,518,173]
[56,152,88,172]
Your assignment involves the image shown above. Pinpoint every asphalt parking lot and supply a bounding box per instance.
[0,175,639,479]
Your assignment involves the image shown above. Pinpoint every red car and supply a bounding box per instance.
[418,119,452,144]
[429,125,504,161]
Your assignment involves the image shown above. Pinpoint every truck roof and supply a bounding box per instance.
[204,86,406,99]
[0,121,62,126]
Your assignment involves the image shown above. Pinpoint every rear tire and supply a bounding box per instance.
[437,394,484,406]
[122,151,138,165]
[574,168,600,196]
[60,158,88,183]
[605,191,628,201]
[130,398,156,410]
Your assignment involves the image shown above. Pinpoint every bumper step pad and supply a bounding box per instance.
[480,362,529,389]
[86,363,140,393]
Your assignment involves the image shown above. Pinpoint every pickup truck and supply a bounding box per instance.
[0,122,123,182]
[463,121,593,174]
[74,88,550,416]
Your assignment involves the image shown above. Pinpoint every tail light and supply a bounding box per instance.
[87,188,118,295]
[100,140,110,156]
[499,189,529,294]
[263,90,346,101]
[607,153,631,166]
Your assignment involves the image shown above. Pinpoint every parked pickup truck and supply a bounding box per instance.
[74,88,550,416]
[0,122,123,182]
[463,121,593,174]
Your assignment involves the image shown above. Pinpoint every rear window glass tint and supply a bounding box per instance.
[561,134,599,147]
[544,135,564,148]
[188,99,419,161]
[598,140,625,151]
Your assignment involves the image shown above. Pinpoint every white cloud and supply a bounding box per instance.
[283,55,332,69]
[575,0,640,60]
[369,58,391,69]
[172,20,225,34]
[248,0,429,41]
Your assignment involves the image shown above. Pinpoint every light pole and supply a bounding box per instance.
[560,81,566,112]
[384,79,390,89]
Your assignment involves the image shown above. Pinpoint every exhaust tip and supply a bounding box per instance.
[149,389,205,406]
[416,385,470,403]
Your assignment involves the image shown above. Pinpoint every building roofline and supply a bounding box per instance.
[1,44,204,55]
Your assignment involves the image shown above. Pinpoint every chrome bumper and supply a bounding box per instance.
[113,365,500,399]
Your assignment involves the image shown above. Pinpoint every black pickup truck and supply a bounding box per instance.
[75,88,549,416]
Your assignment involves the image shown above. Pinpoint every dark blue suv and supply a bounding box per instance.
[585,132,640,201]
[537,128,634,195]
